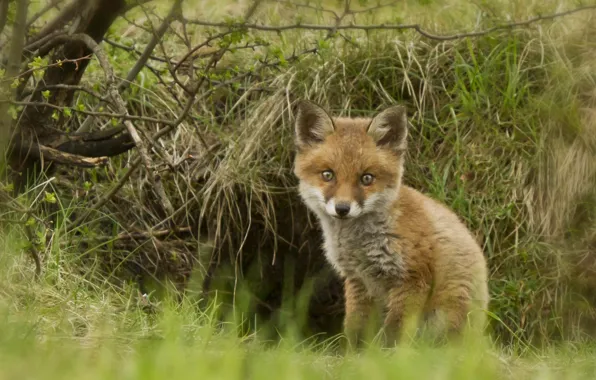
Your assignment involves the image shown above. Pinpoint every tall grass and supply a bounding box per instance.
[2,231,596,380]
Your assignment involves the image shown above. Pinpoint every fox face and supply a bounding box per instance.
[293,100,409,220]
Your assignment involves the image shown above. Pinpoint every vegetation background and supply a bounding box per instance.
[2,0,596,378]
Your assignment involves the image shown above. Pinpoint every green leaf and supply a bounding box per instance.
[28,56,45,69]
[316,39,330,50]
[42,90,51,100]
[10,78,20,88]
[44,192,57,204]
[8,105,18,120]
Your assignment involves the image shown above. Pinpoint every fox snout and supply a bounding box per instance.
[324,198,362,219]
[335,203,350,217]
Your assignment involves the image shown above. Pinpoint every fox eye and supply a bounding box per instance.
[321,170,334,182]
[361,173,374,186]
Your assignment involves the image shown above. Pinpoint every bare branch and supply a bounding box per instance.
[23,31,67,55]
[76,226,193,244]
[184,5,596,41]
[171,29,242,73]
[21,84,113,104]
[124,0,182,89]
[69,157,142,227]
[24,223,42,279]
[14,55,93,98]
[348,1,400,15]
[274,0,339,18]
[13,140,109,168]
[104,38,179,65]
[244,0,264,21]
[32,143,109,167]
[4,100,176,125]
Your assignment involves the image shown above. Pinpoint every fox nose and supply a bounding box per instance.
[335,203,351,217]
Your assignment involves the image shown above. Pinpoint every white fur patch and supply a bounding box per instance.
[324,198,336,216]
[362,189,399,214]
[347,202,362,218]
[298,183,325,210]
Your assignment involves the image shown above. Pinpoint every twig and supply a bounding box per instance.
[13,55,93,98]
[348,1,400,15]
[3,100,176,125]
[69,157,142,227]
[274,0,339,18]
[104,38,189,66]
[244,0,264,21]
[184,5,596,41]
[141,62,184,107]
[20,84,112,104]
[172,29,242,73]
[77,226,193,243]
[124,0,182,91]
[24,223,42,279]
[23,31,67,54]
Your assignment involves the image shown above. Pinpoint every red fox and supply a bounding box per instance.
[293,100,489,348]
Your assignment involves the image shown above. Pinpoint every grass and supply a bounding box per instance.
[3,0,596,378]
[2,235,596,380]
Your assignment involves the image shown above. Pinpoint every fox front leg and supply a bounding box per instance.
[343,277,374,351]
[383,282,429,346]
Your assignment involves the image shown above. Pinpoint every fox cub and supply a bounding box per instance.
[293,100,489,347]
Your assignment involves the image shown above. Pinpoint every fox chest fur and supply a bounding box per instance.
[317,212,405,298]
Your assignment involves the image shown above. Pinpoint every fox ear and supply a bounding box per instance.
[295,100,335,148]
[367,105,408,154]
